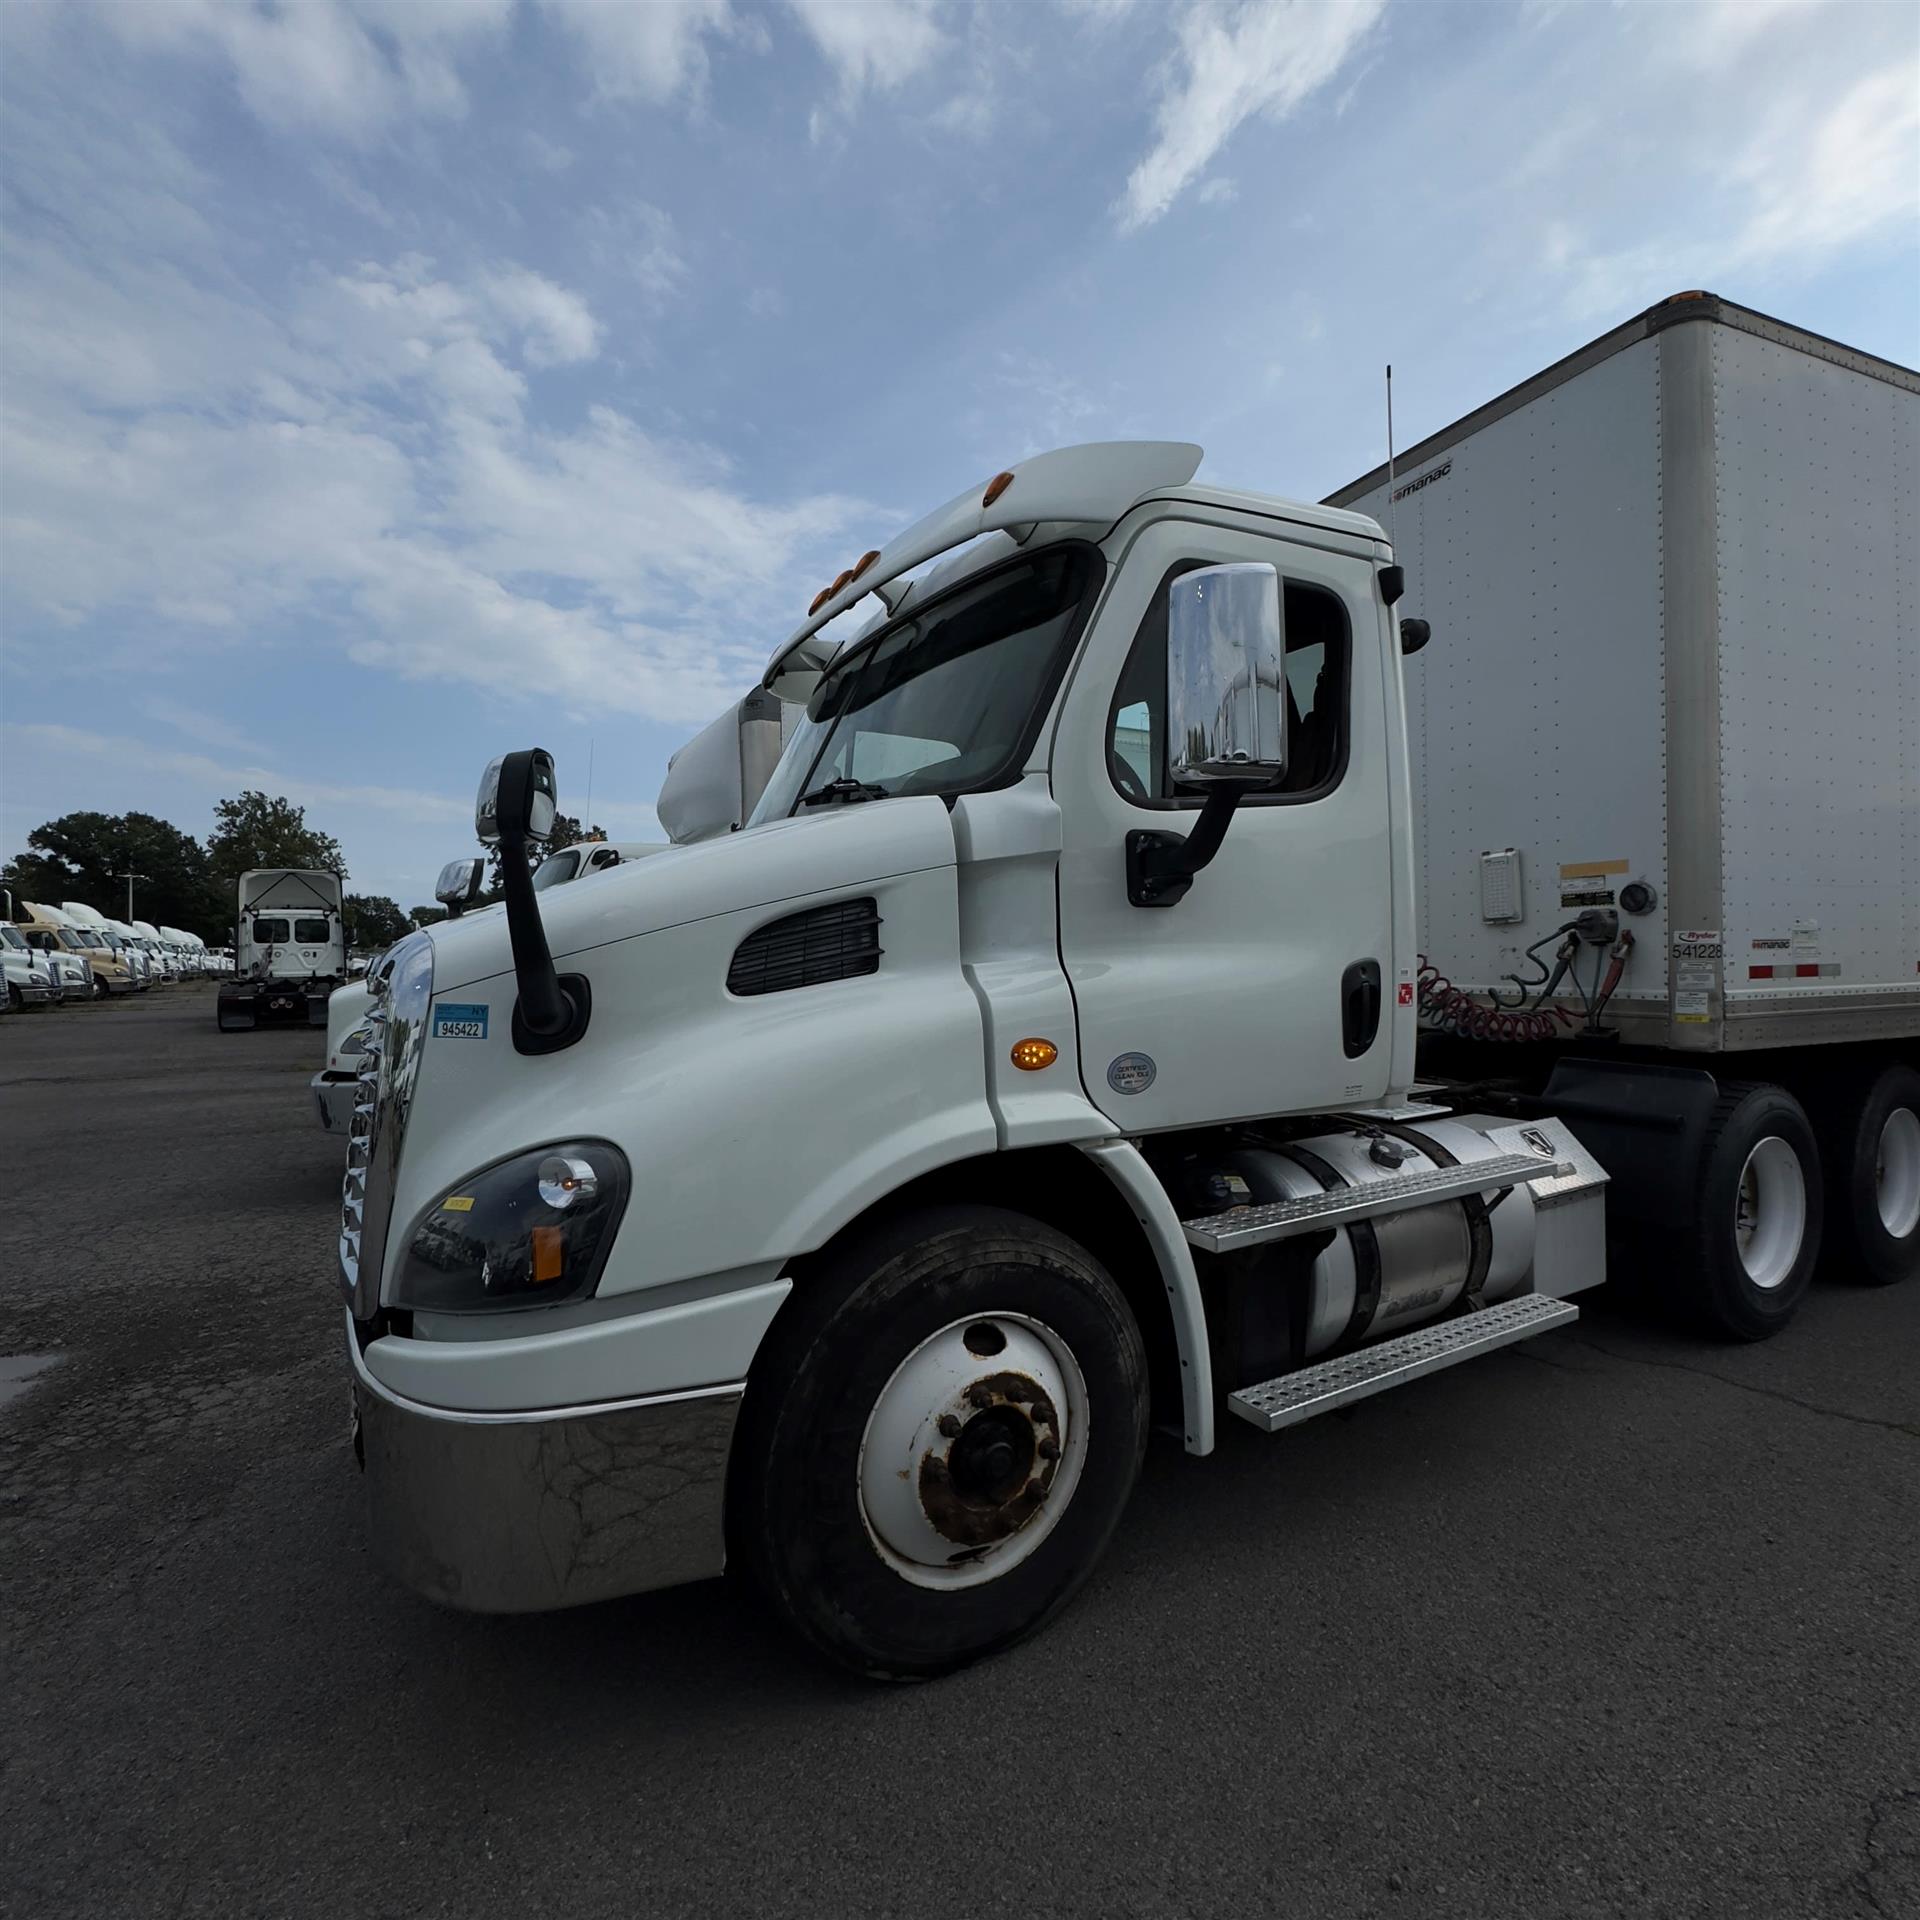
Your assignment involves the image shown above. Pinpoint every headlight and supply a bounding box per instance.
[392,1140,630,1314]
[338,1026,369,1058]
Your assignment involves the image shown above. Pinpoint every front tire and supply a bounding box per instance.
[1682,1083,1823,1340]
[732,1204,1149,1679]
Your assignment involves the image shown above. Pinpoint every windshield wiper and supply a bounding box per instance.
[801,776,889,808]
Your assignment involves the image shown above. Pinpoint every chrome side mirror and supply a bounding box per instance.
[434,857,486,916]
[1129,563,1287,909]
[476,749,558,847]
[1166,563,1286,789]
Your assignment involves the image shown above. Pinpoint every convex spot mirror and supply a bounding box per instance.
[434,857,486,910]
[1166,562,1287,789]
[476,749,558,846]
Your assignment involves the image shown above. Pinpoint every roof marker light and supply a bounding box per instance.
[850,548,882,580]
[982,470,1015,508]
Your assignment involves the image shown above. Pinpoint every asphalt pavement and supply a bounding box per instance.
[3,988,1916,1919]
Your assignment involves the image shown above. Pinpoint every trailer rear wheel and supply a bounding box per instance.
[1820,1064,1920,1288]
[731,1204,1148,1679]
[1686,1083,1822,1341]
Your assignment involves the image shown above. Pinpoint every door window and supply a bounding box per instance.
[1107,565,1350,804]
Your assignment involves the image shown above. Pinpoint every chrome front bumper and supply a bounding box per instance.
[14,980,58,1007]
[347,1322,740,1613]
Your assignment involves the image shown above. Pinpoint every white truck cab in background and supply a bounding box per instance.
[335,296,1916,1680]
[217,870,345,1032]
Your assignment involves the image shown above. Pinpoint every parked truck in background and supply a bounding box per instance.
[334,295,1916,1679]
[217,870,345,1032]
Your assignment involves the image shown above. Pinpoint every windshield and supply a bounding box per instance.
[532,848,581,892]
[63,930,102,950]
[0,927,24,951]
[748,546,1099,825]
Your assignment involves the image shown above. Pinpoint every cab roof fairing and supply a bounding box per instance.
[761,441,1204,699]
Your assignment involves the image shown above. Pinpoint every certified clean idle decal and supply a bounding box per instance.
[431,1003,489,1040]
[1106,1052,1156,1095]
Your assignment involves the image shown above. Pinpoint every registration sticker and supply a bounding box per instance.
[432,1002,489,1040]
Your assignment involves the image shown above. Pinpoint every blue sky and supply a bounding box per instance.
[3,0,1916,911]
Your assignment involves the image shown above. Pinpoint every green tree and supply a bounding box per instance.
[204,792,346,895]
[343,894,409,951]
[2,811,223,938]
[482,813,591,900]
[408,904,448,929]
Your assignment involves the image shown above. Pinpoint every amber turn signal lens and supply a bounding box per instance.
[530,1224,566,1284]
[1010,1037,1057,1072]
[982,470,1015,508]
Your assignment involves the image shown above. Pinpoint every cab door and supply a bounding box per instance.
[1054,512,1397,1131]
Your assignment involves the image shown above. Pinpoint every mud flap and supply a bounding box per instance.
[216,986,257,1032]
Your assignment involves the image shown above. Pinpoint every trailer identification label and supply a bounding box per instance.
[1671,931,1722,960]
[432,1002,489,1040]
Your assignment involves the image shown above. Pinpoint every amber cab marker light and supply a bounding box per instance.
[982,470,1015,508]
[808,584,834,615]
[850,548,882,581]
[1010,1037,1057,1072]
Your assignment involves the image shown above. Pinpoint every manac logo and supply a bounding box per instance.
[1391,459,1452,504]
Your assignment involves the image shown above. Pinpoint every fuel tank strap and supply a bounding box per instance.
[1277,1141,1383,1352]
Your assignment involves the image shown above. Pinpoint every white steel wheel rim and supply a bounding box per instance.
[857,1311,1090,1592]
[1734,1136,1807,1290]
[1875,1107,1920,1240]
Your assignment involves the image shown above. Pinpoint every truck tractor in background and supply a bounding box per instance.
[333,294,1915,1678]
[218,869,346,1032]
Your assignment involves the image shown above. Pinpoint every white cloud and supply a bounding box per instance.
[786,0,947,99]
[1731,62,1920,266]
[479,267,603,367]
[1118,0,1386,231]
[540,0,736,105]
[1195,174,1238,205]
[95,0,513,142]
[4,724,473,826]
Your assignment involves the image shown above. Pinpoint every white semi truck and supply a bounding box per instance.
[217,869,346,1031]
[339,295,1916,1678]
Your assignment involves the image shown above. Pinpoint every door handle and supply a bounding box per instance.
[1342,959,1382,1059]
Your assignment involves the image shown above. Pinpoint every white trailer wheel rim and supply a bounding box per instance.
[857,1311,1090,1592]
[1876,1107,1920,1240]
[1734,1136,1806,1290]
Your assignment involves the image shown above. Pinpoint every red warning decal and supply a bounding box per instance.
[1397,982,1414,1007]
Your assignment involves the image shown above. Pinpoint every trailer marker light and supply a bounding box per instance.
[1010,1038,1057,1071]
[983,471,1015,508]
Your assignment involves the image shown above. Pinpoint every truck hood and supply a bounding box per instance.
[427,796,959,996]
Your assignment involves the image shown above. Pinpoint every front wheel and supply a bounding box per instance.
[731,1205,1149,1679]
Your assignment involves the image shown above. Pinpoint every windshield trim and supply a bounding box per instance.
[767,538,1106,821]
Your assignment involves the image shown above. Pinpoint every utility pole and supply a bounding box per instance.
[114,869,149,921]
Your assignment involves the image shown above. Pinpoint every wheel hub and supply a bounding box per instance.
[857,1312,1089,1591]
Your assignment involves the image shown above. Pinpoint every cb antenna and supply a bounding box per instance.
[585,734,595,835]
[1385,363,1398,552]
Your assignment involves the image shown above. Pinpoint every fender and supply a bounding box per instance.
[1079,1139,1216,1456]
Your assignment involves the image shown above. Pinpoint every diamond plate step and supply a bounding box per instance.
[1182,1151,1573,1253]
[1227,1294,1579,1432]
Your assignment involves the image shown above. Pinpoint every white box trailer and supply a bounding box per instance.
[1327,291,1919,1054]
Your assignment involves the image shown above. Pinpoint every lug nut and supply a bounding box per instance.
[1037,1435,1059,1461]
[936,1414,962,1438]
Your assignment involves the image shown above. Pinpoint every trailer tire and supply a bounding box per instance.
[1684,1082,1822,1341]
[731,1204,1149,1680]
[1817,1064,1920,1288]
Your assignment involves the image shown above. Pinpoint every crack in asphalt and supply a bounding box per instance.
[1571,1335,1920,1442]
[1855,1786,1919,1917]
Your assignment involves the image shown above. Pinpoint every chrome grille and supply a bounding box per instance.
[337,931,434,1319]
[337,1006,385,1306]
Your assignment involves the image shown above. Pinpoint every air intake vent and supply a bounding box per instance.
[728,897,882,997]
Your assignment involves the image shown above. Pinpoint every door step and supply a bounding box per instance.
[1181,1150,1573,1253]
[1227,1293,1578,1432]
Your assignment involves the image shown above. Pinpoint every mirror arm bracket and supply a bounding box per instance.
[498,827,590,1053]
[1125,785,1251,908]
